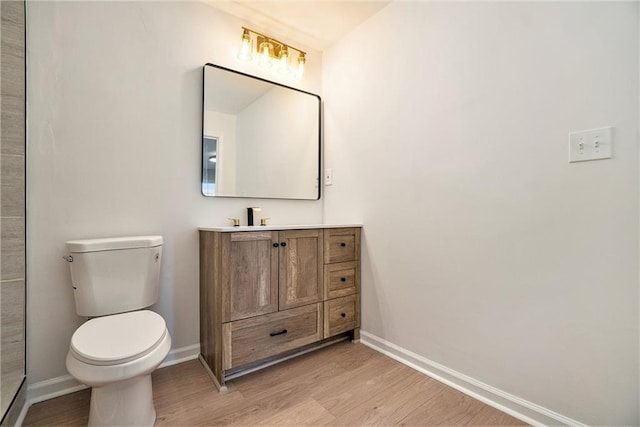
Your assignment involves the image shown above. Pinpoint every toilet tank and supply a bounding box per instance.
[66,236,163,317]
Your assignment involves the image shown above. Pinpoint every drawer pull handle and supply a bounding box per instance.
[270,329,288,337]
[341,242,346,247]
[281,242,287,247]
[273,242,279,248]
[340,277,347,282]
[341,313,347,318]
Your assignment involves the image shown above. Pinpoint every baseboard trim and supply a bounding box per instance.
[360,331,585,427]
[2,378,28,427]
[26,375,88,406]
[25,343,201,408]
[14,401,29,427]
[159,343,200,368]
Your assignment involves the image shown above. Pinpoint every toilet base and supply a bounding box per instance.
[88,374,156,426]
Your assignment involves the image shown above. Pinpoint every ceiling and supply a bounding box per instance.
[204,1,391,51]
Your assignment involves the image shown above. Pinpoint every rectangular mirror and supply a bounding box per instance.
[202,64,321,200]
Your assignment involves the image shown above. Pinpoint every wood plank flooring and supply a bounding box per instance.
[23,342,526,426]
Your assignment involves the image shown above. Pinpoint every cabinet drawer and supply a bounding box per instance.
[223,303,322,369]
[324,295,360,339]
[324,261,359,299]
[324,228,360,264]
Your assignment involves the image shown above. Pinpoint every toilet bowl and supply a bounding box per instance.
[66,310,171,426]
[64,236,170,426]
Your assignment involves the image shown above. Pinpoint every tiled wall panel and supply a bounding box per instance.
[0,0,25,421]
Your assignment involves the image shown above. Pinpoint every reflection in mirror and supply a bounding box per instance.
[202,64,321,200]
[202,137,218,196]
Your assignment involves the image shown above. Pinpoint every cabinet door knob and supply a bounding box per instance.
[270,329,288,337]
[273,243,279,248]
[280,242,287,247]
[340,277,346,282]
[341,242,346,247]
[340,313,347,318]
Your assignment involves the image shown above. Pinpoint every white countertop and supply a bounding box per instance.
[199,224,362,232]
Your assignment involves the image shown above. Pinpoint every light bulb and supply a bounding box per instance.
[238,29,251,61]
[278,47,289,73]
[296,53,306,80]
[259,42,272,67]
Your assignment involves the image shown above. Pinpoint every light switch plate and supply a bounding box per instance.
[324,168,333,186]
[569,126,612,163]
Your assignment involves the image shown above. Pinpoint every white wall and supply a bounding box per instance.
[324,2,639,425]
[26,1,322,386]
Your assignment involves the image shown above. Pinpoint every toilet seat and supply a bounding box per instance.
[70,310,167,366]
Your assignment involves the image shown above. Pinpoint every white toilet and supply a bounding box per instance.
[64,236,171,426]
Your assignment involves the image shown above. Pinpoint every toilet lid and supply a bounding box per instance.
[70,310,167,366]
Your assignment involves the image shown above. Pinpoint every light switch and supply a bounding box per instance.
[569,126,612,163]
[324,168,333,186]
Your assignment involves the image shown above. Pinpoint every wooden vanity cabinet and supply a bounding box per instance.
[199,226,360,390]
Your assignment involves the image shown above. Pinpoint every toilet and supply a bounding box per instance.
[64,236,171,426]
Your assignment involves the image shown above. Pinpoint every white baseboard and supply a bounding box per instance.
[159,343,200,368]
[2,380,28,427]
[14,401,29,427]
[360,331,585,427]
[26,375,89,406]
[24,343,200,409]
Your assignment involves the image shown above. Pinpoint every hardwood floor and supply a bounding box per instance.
[23,342,526,426]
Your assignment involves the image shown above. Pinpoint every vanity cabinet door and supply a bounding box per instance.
[222,231,279,322]
[278,229,324,310]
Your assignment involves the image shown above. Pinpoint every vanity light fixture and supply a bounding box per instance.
[237,27,307,79]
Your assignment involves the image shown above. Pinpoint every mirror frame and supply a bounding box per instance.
[201,63,322,200]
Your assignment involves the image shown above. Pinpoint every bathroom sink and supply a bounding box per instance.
[198,224,362,232]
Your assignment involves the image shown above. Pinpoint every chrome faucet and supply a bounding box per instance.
[247,207,261,226]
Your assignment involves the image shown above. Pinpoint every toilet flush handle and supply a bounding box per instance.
[62,255,73,262]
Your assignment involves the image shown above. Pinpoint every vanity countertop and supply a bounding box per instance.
[199,224,362,232]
